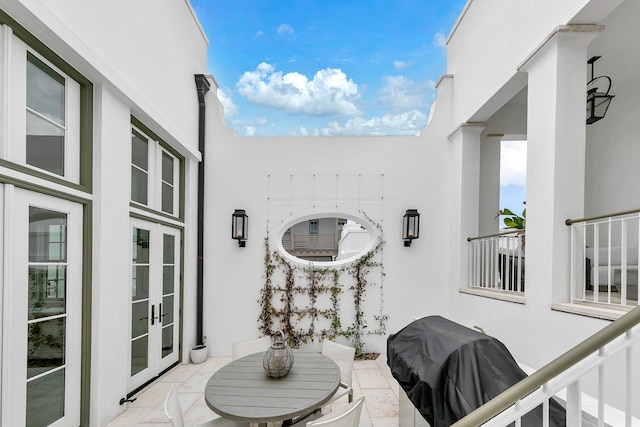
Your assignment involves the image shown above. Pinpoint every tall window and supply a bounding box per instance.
[26,53,66,176]
[161,151,175,214]
[130,125,180,216]
[131,130,149,205]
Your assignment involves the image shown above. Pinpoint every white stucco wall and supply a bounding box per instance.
[201,77,458,356]
[91,84,133,426]
[584,0,640,216]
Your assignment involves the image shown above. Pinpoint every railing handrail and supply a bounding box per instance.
[467,229,524,242]
[565,208,640,226]
[451,304,640,427]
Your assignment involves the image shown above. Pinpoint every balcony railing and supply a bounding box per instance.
[567,209,640,308]
[281,234,337,252]
[467,230,525,293]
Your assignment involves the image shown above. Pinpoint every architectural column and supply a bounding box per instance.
[448,123,486,288]
[519,25,602,303]
[478,133,502,236]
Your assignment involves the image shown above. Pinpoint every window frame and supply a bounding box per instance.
[130,120,183,219]
[309,220,319,235]
[0,15,93,192]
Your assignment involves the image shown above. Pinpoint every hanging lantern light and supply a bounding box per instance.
[586,56,615,125]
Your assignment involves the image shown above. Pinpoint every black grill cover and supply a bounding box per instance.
[387,316,566,427]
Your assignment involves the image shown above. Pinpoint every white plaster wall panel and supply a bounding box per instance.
[90,84,134,426]
[202,111,455,355]
[584,0,640,216]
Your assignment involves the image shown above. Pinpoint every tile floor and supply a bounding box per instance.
[106,353,400,427]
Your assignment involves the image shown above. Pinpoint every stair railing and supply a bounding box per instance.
[451,304,640,426]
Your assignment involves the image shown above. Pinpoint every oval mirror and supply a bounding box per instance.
[278,214,375,266]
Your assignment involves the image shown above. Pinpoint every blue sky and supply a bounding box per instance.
[190,1,526,219]
[190,0,467,136]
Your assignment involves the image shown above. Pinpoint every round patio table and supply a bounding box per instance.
[205,350,340,426]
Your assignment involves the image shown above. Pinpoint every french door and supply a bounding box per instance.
[1,186,83,427]
[128,219,180,392]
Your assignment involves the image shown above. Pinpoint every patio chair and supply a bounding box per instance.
[321,339,355,404]
[164,384,247,427]
[231,335,272,360]
[303,396,365,427]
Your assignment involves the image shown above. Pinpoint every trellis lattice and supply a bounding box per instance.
[258,228,387,354]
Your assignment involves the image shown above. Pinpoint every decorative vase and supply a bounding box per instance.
[190,344,208,364]
[263,330,294,378]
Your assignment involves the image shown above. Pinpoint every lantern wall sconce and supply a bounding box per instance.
[586,56,615,125]
[403,209,420,247]
[231,209,248,247]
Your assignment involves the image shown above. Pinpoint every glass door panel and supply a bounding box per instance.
[131,228,150,377]
[26,207,68,426]
[128,220,180,392]
[2,187,82,427]
[161,233,176,360]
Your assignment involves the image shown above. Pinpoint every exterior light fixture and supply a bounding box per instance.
[403,209,420,247]
[586,56,614,125]
[231,209,248,247]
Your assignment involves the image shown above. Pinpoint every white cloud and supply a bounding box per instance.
[319,110,428,136]
[216,88,239,117]
[253,30,263,39]
[236,62,362,116]
[500,141,527,186]
[378,76,435,113]
[393,60,413,70]
[245,126,256,136]
[277,23,294,35]
[433,31,447,48]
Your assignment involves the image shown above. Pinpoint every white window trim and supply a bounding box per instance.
[4,33,80,183]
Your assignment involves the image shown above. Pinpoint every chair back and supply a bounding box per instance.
[307,396,365,427]
[231,336,272,360]
[321,339,355,387]
[164,384,184,427]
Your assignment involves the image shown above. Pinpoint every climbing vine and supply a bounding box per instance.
[258,215,386,354]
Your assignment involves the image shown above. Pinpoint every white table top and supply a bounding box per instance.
[205,350,341,424]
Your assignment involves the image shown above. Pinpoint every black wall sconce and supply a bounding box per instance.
[586,56,615,125]
[231,209,248,247]
[403,209,420,247]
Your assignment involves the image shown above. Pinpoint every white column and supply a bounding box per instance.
[519,25,602,303]
[448,123,486,288]
[479,133,502,236]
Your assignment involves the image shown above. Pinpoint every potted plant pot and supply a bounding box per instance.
[190,344,208,364]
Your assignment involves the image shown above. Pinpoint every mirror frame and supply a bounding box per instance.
[274,211,380,267]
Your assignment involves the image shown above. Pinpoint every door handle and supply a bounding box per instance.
[151,304,155,326]
[160,303,168,321]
